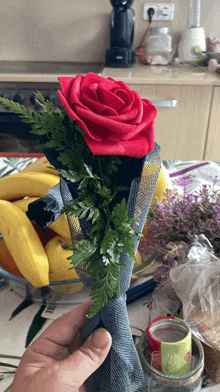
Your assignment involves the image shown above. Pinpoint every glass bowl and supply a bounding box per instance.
[0,253,155,306]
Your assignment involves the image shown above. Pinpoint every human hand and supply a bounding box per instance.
[10,300,112,392]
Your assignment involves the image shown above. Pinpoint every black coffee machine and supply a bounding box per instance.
[106,0,135,68]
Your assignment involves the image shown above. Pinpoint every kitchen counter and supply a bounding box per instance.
[0,61,220,86]
[102,62,220,86]
[0,61,104,83]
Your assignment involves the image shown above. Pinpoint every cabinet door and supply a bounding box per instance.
[128,84,212,160]
[204,87,220,161]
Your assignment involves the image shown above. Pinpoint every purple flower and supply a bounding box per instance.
[138,177,220,282]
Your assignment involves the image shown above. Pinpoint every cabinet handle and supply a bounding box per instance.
[151,100,177,107]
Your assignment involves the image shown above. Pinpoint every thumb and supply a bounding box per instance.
[57,328,112,388]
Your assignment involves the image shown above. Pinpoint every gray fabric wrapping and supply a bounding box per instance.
[47,183,66,221]
[59,143,161,392]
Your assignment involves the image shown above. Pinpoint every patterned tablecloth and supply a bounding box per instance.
[1,153,220,193]
[1,154,220,391]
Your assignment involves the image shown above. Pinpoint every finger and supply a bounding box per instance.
[68,330,82,354]
[55,328,112,388]
[30,300,93,350]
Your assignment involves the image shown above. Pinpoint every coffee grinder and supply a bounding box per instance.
[106,0,135,68]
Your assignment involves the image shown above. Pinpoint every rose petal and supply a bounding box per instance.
[112,88,129,105]
[121,100,157,140]
[87,83,99,101]
[58,75,84,108]
[97,85,126,112]
[143,121,155,152]
[82,121,113,140]
[58,76,76,96]
[80,73,107,93]
[106,108,138,122]
[76,105,136,136]
[131,91,143,124]
[113,82,134,113]
[84,134,151,158]
[57,90,102,141]
[81,93,118,116]
[99,78,119,90]
[80,74,116,103]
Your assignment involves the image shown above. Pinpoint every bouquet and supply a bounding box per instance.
[139,177,220,284]
[0,73,161,392]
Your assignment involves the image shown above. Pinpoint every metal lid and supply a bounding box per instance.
[150,27,170,34]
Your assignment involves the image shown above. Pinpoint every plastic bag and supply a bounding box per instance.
[170,235,220,351]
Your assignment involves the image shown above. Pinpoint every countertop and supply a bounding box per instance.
[0,61,220,86]
[102,62,220,86]
[0,61,104,83]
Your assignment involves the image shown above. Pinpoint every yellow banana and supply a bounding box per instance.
[0,172,59,201]
[49,214,72,240]
[21,156,60,176]
[13,197,40,210]
[45,235,84,294]
[0,200,49,287]
[13,196,72,239]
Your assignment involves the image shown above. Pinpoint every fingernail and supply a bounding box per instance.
[92,328,111,349]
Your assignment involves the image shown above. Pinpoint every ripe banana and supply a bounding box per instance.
[0,200,49,287]
[45,235,84,294]
[49,214,72,240]
[0,172,59,201]
[21,156,59,176]
[13,196,72,239]
[13,197,40,210]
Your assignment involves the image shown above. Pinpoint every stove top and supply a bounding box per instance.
[0,61,104,76]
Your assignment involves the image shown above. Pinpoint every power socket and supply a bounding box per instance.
[143,3,175,21]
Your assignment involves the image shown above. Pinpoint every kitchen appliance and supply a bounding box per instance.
[0,61,103,152]
[178,0,206,62]
[106,0,135,68]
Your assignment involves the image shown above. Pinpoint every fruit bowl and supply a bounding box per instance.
[0,252,155,306]
[0,262,91,305]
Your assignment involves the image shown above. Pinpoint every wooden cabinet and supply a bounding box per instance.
[204,87,220,161]
[127,84,213,161]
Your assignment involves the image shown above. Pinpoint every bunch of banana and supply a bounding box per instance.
[0,200,83,291]
[0,156,143,290]
[0,156,75,288]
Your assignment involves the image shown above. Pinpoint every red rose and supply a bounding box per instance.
[57,73,157,158]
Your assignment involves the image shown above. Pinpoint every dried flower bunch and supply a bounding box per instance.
[139,176,220,283]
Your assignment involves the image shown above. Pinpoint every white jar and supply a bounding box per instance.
[146,27,173,65]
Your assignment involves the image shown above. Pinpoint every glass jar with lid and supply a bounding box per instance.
[145,27,173,65]
[136,331,204,392]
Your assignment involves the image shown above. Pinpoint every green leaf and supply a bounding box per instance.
[84,163,94,178]
[67,240,97,268]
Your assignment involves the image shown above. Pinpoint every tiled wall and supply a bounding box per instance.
[1,0,220,62]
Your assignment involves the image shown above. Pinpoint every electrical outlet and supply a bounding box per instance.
[143,4,158,21]
[143,3,175,21]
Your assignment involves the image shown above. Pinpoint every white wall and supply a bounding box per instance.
[1,0,219,62]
